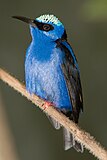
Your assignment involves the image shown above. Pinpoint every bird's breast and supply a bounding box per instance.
[25,46,72,110]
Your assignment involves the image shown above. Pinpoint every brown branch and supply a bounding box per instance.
[0,68,107,160]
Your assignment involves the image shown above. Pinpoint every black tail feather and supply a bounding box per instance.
[63,127,83,152]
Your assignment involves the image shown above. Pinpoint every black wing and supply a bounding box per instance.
[56,40,83,123]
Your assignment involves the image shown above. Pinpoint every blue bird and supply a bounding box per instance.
[13,14,83,152]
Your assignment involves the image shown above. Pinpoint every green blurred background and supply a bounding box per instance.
[0,0,107,159]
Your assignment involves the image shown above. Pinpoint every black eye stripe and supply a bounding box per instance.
[33,20,54,31]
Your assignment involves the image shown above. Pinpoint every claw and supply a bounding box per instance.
[42,101,54,110]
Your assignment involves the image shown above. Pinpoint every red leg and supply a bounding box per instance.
[42,101,55,110]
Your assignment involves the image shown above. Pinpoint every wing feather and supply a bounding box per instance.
[57,40,83,123]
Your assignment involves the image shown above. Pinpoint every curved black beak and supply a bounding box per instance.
[12,16,36,27]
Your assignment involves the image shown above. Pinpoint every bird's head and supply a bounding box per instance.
[12,14,67,42]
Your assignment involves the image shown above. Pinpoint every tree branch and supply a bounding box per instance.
[0,68,107,160]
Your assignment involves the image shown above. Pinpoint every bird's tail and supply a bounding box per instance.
[46,115,84,152]
[63,128,84,152]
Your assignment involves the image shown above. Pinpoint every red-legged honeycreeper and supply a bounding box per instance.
[12,14,83,152]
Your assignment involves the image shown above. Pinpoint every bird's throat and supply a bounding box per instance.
[28,39,56,61]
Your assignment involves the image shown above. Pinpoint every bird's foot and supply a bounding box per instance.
[42,101,54,110]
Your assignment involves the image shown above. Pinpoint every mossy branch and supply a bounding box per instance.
[0,68,107,160]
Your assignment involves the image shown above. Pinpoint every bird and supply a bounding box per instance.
[12,14,83,152]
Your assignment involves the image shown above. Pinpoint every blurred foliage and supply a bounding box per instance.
[81,0,107,21]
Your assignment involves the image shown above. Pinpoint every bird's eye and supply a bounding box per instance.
[43,24,51,31]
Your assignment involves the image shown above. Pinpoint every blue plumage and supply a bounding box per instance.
[13,14,83,152]
[25,30,71,110]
